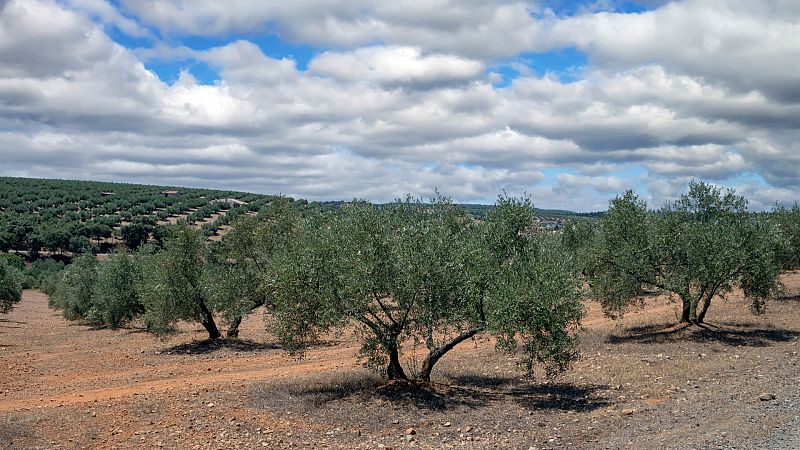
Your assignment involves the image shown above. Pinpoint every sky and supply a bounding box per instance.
[0,0,798,211]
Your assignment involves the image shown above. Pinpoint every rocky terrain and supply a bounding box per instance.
[2,272,799,449]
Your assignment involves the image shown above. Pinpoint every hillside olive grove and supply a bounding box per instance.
[0,177,278,255]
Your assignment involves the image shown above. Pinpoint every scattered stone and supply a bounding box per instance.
[759,393,777,401]
[622,408,636,416]
[443,422,452,427]
[405,428,416,436]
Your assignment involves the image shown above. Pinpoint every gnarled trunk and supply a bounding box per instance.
[696,294,713,324]
[680,298,692,323]
[418,327,482,383]
[226,315,243,338]
[198,301,221,340]
[386,341,407,380]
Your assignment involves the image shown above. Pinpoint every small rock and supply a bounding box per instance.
[759,393,777,401]
[621,408,636,416]
[443,422,452,427]
[405,435,416,443]
[464,426,473,432]
[206,402,215,408]
[405,428,416,436]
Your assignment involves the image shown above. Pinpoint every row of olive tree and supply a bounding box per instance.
[47,195,586,382]
[0,254,65,314]
[47,228,251,338]
[49,252,144,329]
[565,181,786,324]
[47,182,791,381]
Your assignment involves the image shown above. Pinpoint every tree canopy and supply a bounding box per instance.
[139,227,222,339]
[590,181,783,324]
[267,195,584,381]
[0,258,23,313]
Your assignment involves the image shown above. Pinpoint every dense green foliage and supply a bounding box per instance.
[0,258,24,313]
[561,218,598,277]
[771,203,800,269]
[0,177,276,255]
[589,182,784,324]
[121,223,152,250]
[46,252,144,328]
[266,195,584,381]
[35,177,798,387]
[209,198,301,337]
[49,255,99,321]
[138,227,222,338]
[90,252,145,329]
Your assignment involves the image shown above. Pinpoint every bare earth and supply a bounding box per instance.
[1,273,799,449]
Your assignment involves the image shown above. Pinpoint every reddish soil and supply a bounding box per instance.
[1,273,799,449]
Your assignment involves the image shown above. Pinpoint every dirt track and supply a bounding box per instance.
[1,292,359,411]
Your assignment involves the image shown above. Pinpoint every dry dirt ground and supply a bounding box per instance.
[1,273,799,450]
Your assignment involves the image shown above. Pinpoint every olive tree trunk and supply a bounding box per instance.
[198,301,221,339]
[418,327,482,383]
[386,339,407,380]
[226,315,243,338]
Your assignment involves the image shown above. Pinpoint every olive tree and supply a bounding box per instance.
[49,254,99,320]
[121,223,151,250]
[591,182,783,324]
[138,227,222,339]
[771,203,800,269]
[561,218,598,277]
[208,197,300,337]
[268,195,583,382]
[90,251,144,329]
[0,257,23,313]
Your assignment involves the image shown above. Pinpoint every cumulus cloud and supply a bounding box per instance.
[309,46,484,88]
[65,0,151,38]
[0,0,798,209]
[117,1,543,59]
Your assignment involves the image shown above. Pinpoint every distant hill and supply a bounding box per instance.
[459,204,603,220]
[0,177,603,256]
[0,176,278,254]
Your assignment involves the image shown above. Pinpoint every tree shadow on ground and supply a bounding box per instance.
[161,338,281,355]
[0,318,25,332]
[0,318,26,325]
[251,370,610,413]
[123,327,149,335]
[444,374,611,412]
[607,322,800,347]
[776,294,800,302]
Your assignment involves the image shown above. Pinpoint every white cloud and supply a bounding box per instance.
[65,0,151,38]
[0,0,798,210]
[309,46,484,88]
[543,0,800,101]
